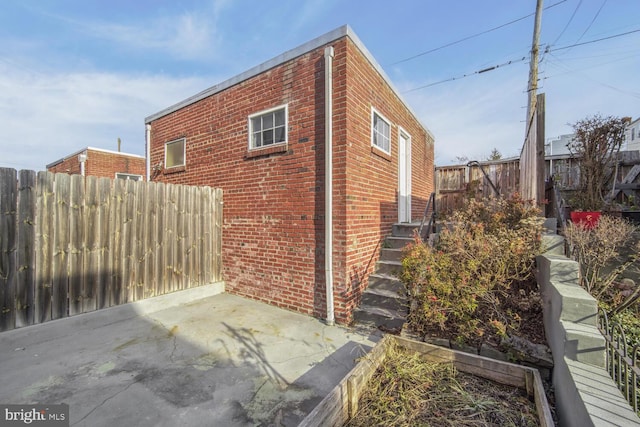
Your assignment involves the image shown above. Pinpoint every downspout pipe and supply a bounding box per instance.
[78,151,87,176]
[145,124,151,182]
[324,46,335,326]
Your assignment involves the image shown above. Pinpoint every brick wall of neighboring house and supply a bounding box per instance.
[146,27,434,323]
[47,148,146,180]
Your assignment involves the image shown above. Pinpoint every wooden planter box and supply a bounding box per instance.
[299,335,554,427]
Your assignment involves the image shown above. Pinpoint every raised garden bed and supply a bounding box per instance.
[299,335,553,427]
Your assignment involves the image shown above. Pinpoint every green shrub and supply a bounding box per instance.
[401,194,544,344]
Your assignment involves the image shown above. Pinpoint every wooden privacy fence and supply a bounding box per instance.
[435,159,520,214]
[0,168,223,332]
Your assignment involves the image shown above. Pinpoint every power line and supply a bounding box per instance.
[550,28,640,52]
[388,0,568,66]
[402,56,528,94]
[546,52,640,99]
[550,0,582,46]
[574,0,607,45]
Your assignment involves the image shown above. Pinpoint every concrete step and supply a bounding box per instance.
[392,222,421,238]
[380,247,402,262]
[352,304,407,332]
[368,274,405,298]
[385,236,414,249]
[360,290,407,312]
[375,260,402,276]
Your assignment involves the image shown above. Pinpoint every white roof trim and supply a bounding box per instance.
[46,146,145,169]
[144,25,434,139]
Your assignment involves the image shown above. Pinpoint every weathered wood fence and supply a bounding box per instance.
[436,151,640,215]
[435,159,520,214]
[0,168,223,332]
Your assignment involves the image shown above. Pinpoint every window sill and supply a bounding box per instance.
[245,143,288,159]
[163,165,186,175]
[371,145,392,161]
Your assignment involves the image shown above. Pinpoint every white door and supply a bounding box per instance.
[398,129,411,223]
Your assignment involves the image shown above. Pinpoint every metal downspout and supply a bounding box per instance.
[145,124,151,182]
[324,46,335,326]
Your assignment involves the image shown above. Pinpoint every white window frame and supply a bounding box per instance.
[248,104,288,150]
[371,107,391,155]
[115,173,142,181]
[164,138,186,168]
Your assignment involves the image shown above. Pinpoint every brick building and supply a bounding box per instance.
[145,26,435,324]
[47,147,145,180]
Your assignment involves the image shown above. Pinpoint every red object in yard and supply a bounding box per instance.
[570,211,601,229]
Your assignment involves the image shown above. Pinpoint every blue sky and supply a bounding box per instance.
[1,0,638,171]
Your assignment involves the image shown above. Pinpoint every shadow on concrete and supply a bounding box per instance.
[0,290,377,427]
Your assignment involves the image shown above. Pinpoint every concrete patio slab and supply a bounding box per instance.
[0,284,381,426]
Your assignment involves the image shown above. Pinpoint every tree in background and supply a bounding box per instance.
[567,114,628,211]
[487,148,502,161]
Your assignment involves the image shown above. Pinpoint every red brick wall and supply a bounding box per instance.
[85,150,145,179]
[148,35,434,323]
[47,156,82,175]
[47,150,145,180]
[333,39,435,319]
[149,45,328,318]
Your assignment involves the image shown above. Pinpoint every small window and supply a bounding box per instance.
[249,105,287,149]
[115,173,142,181]
[165,138,185,168]
[371,108,391,154]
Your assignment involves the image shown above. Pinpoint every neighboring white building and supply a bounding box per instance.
[546,117,639,156]
[624,117,640,152]
[545,134,574,156]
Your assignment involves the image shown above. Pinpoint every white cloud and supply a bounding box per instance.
[0,62,215,171]
[38,3,231,62]
[87,13,216,61]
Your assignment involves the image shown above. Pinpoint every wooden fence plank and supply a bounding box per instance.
[83,176,99,313]
[201,186,212,284]
[143,181,156,298]
[16,170,36,327]
[134,180,145,301]
[192,186,202,287]
[35,171,54,323]
[96,178,112,309]
[68,175,84,316]
[52,173,70,320]
[215,188,223,282]
[166,184,179,293]
[175,184,185,291]
[155,182,166,296]
[183,185,193,288]
[0,168,18,331]
[123,179,136,303]
[110,178,125,306]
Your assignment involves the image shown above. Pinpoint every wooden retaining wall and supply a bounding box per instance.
[0,168,223,331]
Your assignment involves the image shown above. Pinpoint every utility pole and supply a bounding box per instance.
[526,0,544,137]
[521,0,545,203]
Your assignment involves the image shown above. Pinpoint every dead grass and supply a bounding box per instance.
[346,342,539,427]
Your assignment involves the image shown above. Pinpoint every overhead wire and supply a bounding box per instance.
[545,52,640,99]
[402,56,528,93]
[403,25,639,94]
[549,28,640,52]
[573,0,607,45]
[388,0,568,66]
[550,0,582,46]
